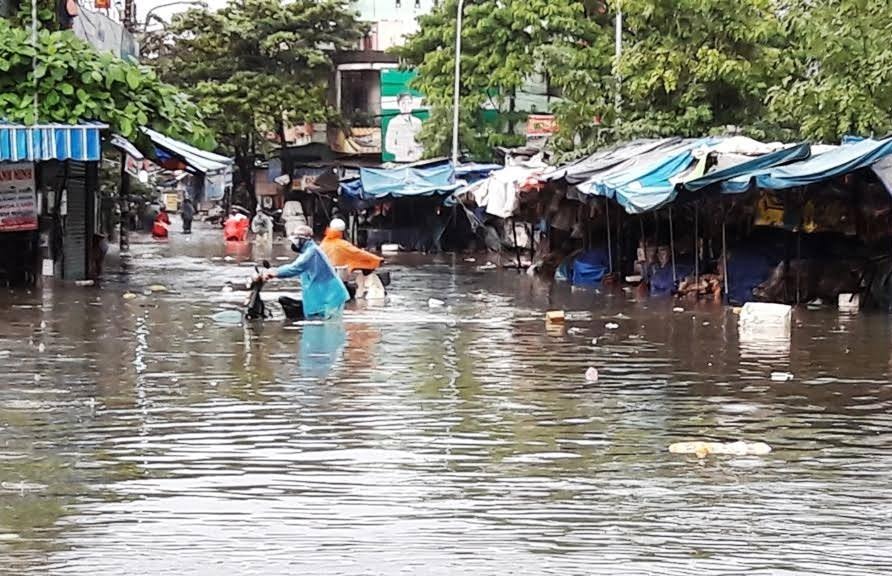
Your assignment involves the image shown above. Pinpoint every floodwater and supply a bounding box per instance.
[1,222,892,575]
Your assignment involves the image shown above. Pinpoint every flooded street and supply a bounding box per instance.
[2,223,892,575]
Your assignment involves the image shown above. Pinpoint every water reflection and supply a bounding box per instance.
[0,226,891,575]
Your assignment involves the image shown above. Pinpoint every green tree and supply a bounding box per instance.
[616,0,786,139]
[402,0,785,159]
[145,0,365,201]
[0,20,213,147]
[767,0,892,141]
[400,0,610,160]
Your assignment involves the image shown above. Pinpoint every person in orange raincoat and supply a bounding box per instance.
[223,209,249,241]
[152,206,170,239]
[320,218,382,272]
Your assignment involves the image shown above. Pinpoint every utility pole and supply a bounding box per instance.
[451,0,464,166]
[614,1,622,129]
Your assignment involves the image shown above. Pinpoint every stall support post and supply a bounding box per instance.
[512,218,522,270]
[605,197,613,273]
[118,150,130,253]
[694,201,700,290]
[639,216,647,281]
[669,207,677,284]
[722,217,730,304]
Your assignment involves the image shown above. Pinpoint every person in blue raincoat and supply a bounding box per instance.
[262,225,349,320]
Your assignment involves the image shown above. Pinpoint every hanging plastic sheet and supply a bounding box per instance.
[341,164,462,201]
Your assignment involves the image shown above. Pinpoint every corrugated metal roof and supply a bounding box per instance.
[0,123,106,162]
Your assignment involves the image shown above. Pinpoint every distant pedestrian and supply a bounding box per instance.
[181,198,194,234]
[152,206,170,239]
[251,210,273,243]
[223,209,249,241]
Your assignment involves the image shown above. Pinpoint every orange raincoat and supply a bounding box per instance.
[320,228,383,272]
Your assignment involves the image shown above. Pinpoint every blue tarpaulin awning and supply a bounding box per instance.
[684,143,812,193]
[143,127,232,175]
[721,137,892,193]
[575,139,714,214]
[341,164,462,201]
[0,123,105,162]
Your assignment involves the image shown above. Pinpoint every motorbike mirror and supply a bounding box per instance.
[261,260,271,268]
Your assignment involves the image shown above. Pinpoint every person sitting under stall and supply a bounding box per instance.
[261,225,349,321]
[649,245,677,297]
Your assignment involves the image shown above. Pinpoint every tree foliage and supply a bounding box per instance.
[616,0,785,139]
[145,0,365,187]
[408,0,892,156]
[0,20,213,148]
[767,0,892,141]
[401,0,611,159]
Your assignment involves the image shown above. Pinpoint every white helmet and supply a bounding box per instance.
[330,218,346,232]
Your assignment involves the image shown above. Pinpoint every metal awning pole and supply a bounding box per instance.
[639,216,647,281]
[694,201,700,290]
[669,207,677,284]
[722,216,730,304]
[605,197,613,273]
[512,218,522,270]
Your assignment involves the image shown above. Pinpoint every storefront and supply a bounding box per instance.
[0,123,105,285]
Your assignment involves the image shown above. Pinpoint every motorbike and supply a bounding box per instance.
[244,260,272,320]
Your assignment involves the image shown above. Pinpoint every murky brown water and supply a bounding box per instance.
[1,222,892,575]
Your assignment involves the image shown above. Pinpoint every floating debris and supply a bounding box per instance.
[428,298,446,308]
[545,310,565,323]
[123,292,137,300]
[584,367,599,382]
[148,284,168,293]
[211,310,242,325]
[770,371,794,382]
[669,440,772,458]
[605,322,619,330]
[673,307,684,313]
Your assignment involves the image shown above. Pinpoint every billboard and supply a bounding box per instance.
[381,70,429,163]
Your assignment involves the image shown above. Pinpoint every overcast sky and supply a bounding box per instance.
[135,0,226,25]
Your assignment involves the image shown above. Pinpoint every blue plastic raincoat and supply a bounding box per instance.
[276,241,349,319]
